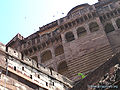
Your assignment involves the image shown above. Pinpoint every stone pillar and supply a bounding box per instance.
[61,33,66,44]
[96,17,104,31]
[51,47,55,59]
[53,61,58,72]
[72,28,78,39]
[84,23,90,34]
[111,18,118,30]
[37,51,41,64]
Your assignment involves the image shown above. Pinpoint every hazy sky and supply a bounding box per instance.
[0,0,98,44]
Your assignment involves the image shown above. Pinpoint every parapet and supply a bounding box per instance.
[0,42,73,89]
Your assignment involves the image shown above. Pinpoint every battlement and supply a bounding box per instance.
[0,42,73,90]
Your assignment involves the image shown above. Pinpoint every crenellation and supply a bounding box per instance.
[0,43,73,89]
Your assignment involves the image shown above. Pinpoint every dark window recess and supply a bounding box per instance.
[55,45,64,56]
[92,12,97,17]
[65,32,75,42]
[60,26,64,30]
[110,12,114,17]
[41,50,52,63]
[47,33,51,38]
[29,49,33,53]
[24,50,28,56]
[21,53,24,60]
[14,66,16,71]
[52,31,56,36]
[58,35,62,41]
[72,21,76,26]
[31,56,38,63]
[103,15,107,19]
[22,67,24,71]
[42,43,46,48]
[116,18,120,28]
[50,69,52,75]
[33,47,37,51]
[6,47,8,52]
[14,51,16,53]
[37,45,41,50]
[99,16,104,22]
[76,19,80,23]
[84,15,88,20]
[46,40,50,45]
[104,23,115,33]
[37,63,39,68]
[117,8,120,13]
[0,70,2,79]
[6,59,8,62]
[51,38,55,43]
[32,39,35,45]
[46,82,48,86]
[67,15,70,19]
[30,75,32,79]
[55,37,59,42]
[29,59,31,61]
[60,18,64,23]
[106,13,110,18]
[89,22,99,32]
[28,41,30,45]
[53,82,54,86]
[68,22,72,27]
[77,27,87,37]
[58,61,68,76]
[38,75,40,78]
[80,17,84,22]
[113,10,118,15]
[88,14,92,19]
[65,24,68,28]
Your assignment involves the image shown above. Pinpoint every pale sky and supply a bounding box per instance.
[0,0,98,44]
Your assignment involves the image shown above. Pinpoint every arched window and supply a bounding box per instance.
[41,50,52,63]
[116,18,120,28]
[104,23,115,33]
[58,61,68,75]
[65,32,75,42]
[89,22,99,32]
[55,45,64,56]
[31,56,38,63]
[76,27,87,37]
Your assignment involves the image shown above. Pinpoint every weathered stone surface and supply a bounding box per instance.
[3,0,120,89]
[0,42,73,90]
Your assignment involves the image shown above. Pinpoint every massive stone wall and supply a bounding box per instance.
[0,42,73,90]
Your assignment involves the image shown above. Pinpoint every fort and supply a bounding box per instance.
[1,0,120,89]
